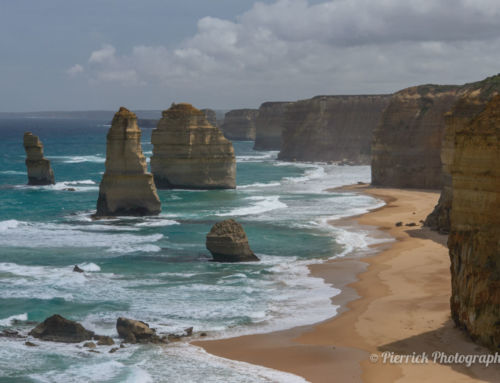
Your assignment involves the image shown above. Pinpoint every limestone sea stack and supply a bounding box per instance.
[279,95,391,163]
[371,85,460,188]
[425,74,500,233]
[253,102,292,151]
[206,219,259,262]
[23,132,55,185]
[201,108,218,128]
[221,109,258,140]
[151,103,236,189]
[95,107,161,217]
[448,94,500,351]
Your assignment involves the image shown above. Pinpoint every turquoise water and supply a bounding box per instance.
[0,118,384,382]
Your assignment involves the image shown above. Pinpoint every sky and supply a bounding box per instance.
[1,0,500,112]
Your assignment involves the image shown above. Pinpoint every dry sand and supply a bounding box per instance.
[195,186,500,382]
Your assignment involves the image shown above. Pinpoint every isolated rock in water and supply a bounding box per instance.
[28,314,95,343]
[151,103,236,189]
[116,317,160,344]
[201,108,218,128]
[206,219,259,262]
[23,132,55,185]
[448,94,500,351]
[73,265,84,273]
[254,102,292,151]
[95,107,161,217]
[221,109,258,140]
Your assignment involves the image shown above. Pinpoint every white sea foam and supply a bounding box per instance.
[78,262,101,272]
[0,220,163,253]
[238,181,281,189]
[135,219,179,227]
[216,196,287,217]
[15,180,99,192]
[49,155,105,163]
[0,313,28,326]
[236,151,279,162]
[0,170,25,175]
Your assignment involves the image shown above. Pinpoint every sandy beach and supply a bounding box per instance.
[195,186,500,382]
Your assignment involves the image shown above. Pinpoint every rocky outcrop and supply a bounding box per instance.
[371,85,460,188]
[151,103,236,189]
[279,95,390,163]
[28,314,111,343]
[448,94,500,351]
[23,132,55,185]
[95,107,161,217]
[206,219,259,262]
[425,75,500,233]
[201,109,218,128]
[116,317,162,344]
[254,102,292,150]
[222,109,258,140]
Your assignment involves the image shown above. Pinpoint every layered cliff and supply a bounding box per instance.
[23,132,55,185]
[253,102,291,151]
[448,94,500,351]
[371,85,460,188]
[221,109,258,140]
[425,75,500,232]
[278,95,390,163]
[151,103,236,189]
[96,107,161,217]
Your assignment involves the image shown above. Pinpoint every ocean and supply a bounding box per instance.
[0,118,386,382]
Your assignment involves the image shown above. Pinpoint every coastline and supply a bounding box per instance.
[194,185,500,382]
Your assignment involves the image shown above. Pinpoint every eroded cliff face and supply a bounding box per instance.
[96,107,161,217]
[221,109,258,140]
[253,102,292,150]
[23,132,55,185]
[371,85,460,188]
[151,103,236,189]
[448,94,500,350]
[278,95,390,163]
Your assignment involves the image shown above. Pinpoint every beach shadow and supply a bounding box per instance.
[406,226,448,247]
[378,319,500,382]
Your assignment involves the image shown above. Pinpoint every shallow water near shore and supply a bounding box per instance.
[0,118,385,382]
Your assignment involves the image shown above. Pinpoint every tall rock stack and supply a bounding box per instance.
[95,107,161,217]
[448,95,500,351]
[425,74,500,233]
[371,85,459,188]
[279,95,390,163]
[151,103,236,189]
[23,132,55,185]
[221,109,258,140]
[254,102,291,151]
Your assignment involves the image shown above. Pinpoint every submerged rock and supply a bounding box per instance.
[151,103,236,189]
[206,219,259,262]
[95,107,161,217]
[28,315,95,343]
[116,317,162,344]
[23,132,55,185]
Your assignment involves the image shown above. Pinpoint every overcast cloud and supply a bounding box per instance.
[2,0,500,111]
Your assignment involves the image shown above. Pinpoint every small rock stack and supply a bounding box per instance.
[206,219,259,262]
[23,132,55,185]
[95,107,161,217]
